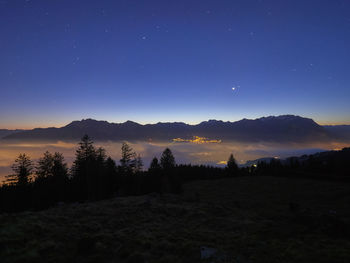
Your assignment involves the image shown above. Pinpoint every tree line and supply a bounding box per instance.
[251,147,350,180]
[1,135,348,213]
[0,135,239,212]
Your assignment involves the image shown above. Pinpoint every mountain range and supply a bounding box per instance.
[0,129,25,139]
[1,115,349,142]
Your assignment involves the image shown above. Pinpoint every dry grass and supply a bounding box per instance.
[1,176,350,262]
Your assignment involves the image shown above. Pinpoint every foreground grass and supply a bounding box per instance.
[1,176,350,263]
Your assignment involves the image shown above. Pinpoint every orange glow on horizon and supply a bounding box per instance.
[0,122,68,130]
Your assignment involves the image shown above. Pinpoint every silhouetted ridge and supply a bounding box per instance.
[324,125,350,140]
[0,129,26,139]
[64,119,111,128]
[2,115,339,142]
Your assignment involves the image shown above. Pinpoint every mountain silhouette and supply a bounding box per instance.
[0,129,26,138]
[324,125,350,141]
[2,115,343,142]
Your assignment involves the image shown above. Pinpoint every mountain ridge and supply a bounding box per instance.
[2,115,348,142]
[0,129,26,139]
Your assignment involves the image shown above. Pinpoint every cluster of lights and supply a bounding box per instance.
[173,136,222,144]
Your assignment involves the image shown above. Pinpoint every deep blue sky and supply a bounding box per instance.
[1,0,349,128]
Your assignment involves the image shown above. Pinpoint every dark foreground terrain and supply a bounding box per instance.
[1,176,350,263]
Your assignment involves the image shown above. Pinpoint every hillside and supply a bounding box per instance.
[3,115,333,142]
[1,176,349,263]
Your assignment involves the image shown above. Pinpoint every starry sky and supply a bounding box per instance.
[1,0,349,129]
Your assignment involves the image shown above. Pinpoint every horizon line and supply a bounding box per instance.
[1,114,350,130]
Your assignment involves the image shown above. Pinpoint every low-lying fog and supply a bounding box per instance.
[0,139,348,182]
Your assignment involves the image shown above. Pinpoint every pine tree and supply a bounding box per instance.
[149,157,161,171]
[226,154,238,176]
[6,153,33,186]
[96,147,107,163]
[95,147,107,175]
[134,154,143,173]
[71,135,96,178]
[119,142,136,174]
[160,148,175,170]
[36,151,54,180]
[36,151,68,181]
[105,156,119,193]
[71,135,97,199]
[51,152,68,180]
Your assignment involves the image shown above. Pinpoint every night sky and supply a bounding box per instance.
[1,0,349,129]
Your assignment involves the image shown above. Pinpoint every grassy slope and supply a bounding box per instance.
[1,176,350,263]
